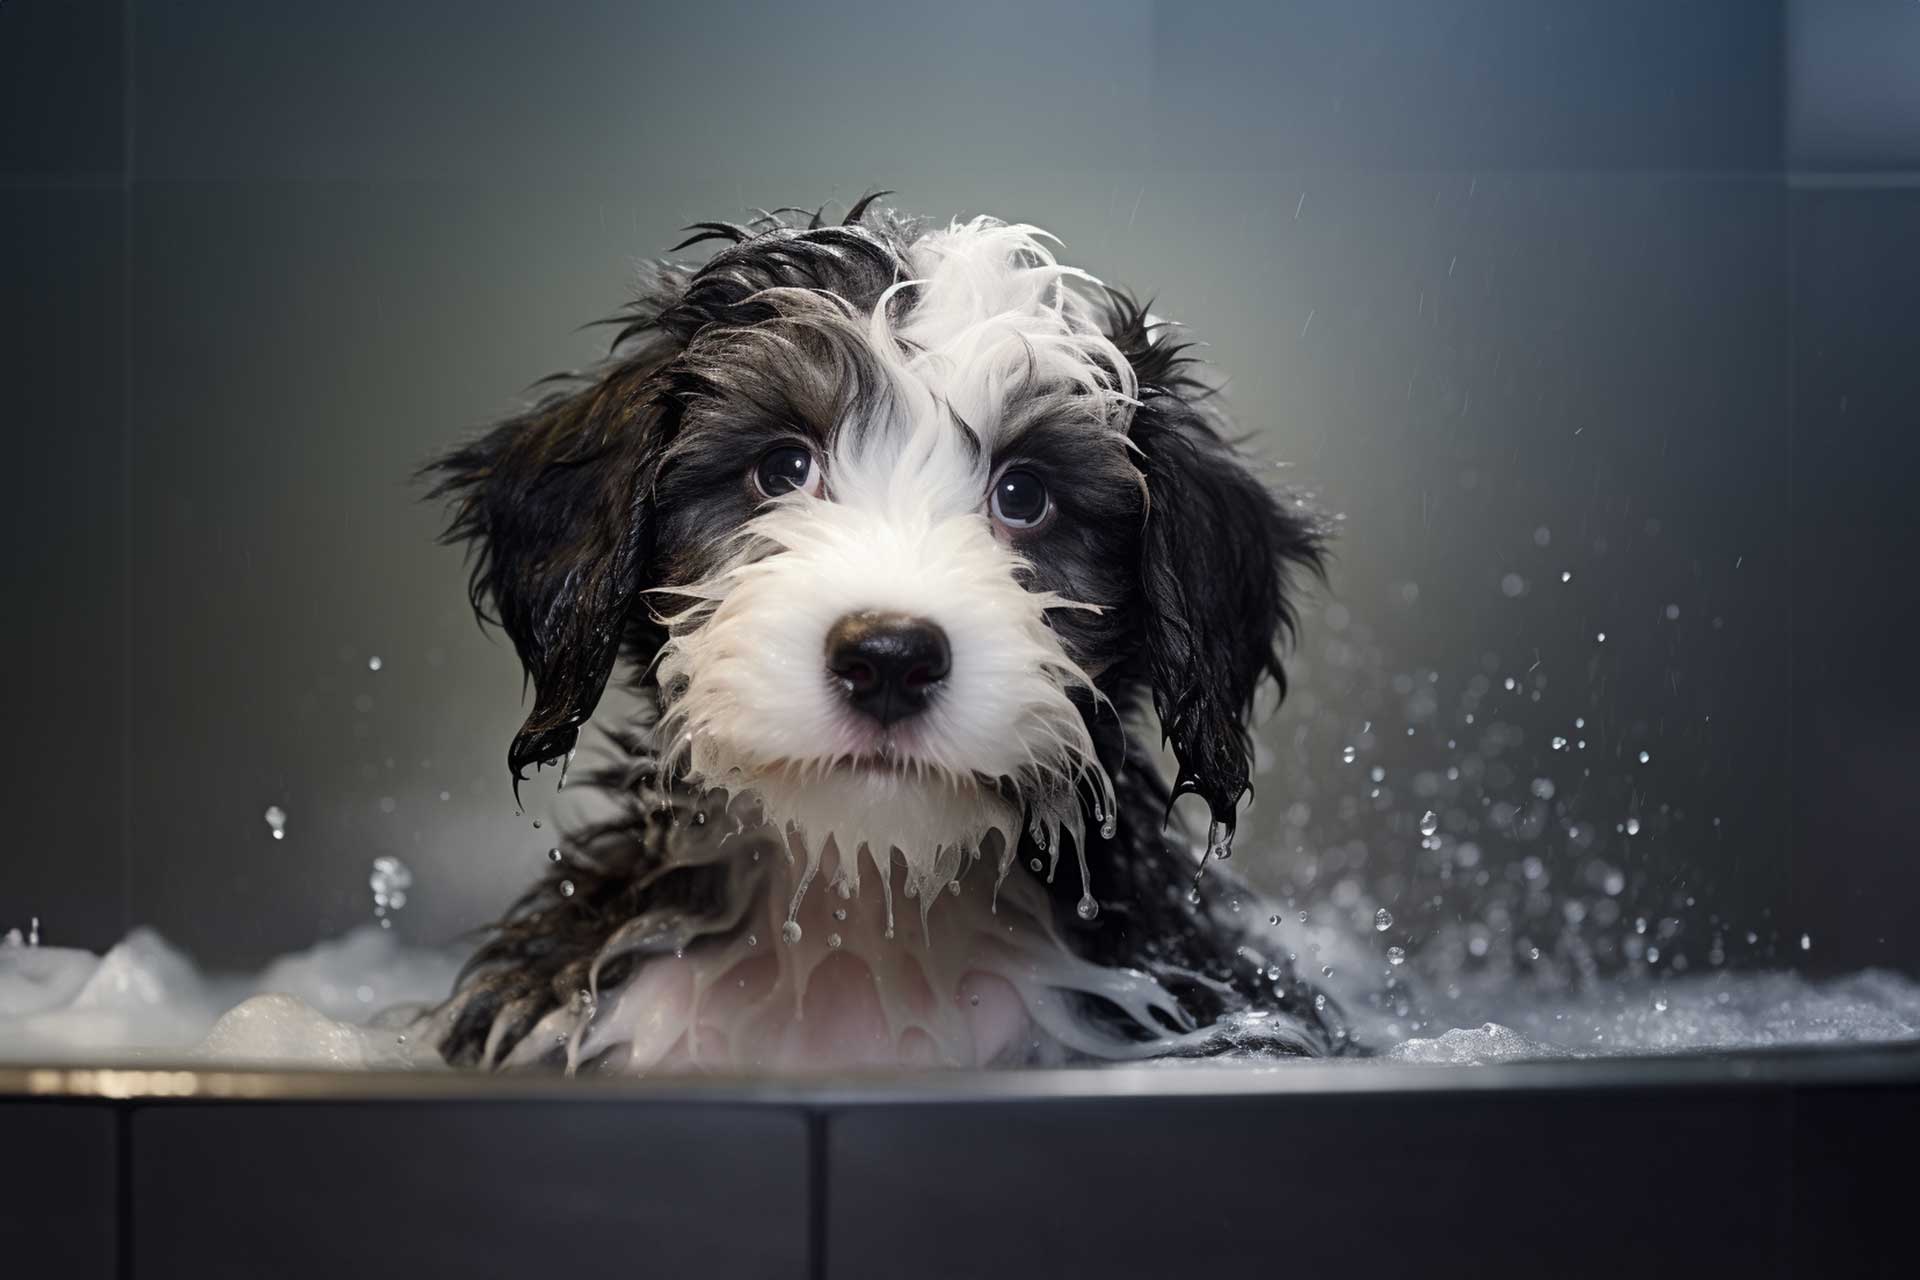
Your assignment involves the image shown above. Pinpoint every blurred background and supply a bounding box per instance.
[2,0,1914,986]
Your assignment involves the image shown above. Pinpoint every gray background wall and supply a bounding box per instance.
[1,1,1914,979]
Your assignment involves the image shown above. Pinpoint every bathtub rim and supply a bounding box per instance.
[4,1037,1916,1104]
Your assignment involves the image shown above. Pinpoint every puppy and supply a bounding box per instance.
[425,197,1344,1072]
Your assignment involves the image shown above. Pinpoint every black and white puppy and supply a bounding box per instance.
[426,198,1342,1072]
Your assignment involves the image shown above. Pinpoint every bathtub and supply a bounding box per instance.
[5,1043,1916,1278]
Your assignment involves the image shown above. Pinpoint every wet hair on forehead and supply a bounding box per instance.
[656,196,916,342]
[661,290,899,458]
[655,237,1137,525]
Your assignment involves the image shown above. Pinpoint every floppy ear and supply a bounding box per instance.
[1121,324,1325,836]
[428,342,676,787]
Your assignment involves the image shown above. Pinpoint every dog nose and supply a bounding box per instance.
[825,611,951,726]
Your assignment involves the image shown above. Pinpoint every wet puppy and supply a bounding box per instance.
[426,198,1342,1071]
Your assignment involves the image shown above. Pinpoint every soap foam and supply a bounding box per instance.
[4,918,1917,1072]
[0,926,460,1068]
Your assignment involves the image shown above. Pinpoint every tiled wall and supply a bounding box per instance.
[1,2,1916,979]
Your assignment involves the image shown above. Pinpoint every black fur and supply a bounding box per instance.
[428,199,1343,1068]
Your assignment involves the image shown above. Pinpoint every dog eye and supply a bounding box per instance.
[989,468,1051,530]
[753,445,821,499]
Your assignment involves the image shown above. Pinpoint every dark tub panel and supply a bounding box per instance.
[0,1102,120,1278]
[131,1101,810,1279]
[1789,1086,1920,1279]
[826,1089,1801,1280]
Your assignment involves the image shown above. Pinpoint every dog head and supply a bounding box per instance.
[433,199,1322,910]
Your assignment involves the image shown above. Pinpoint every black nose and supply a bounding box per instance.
[825,611,951,726]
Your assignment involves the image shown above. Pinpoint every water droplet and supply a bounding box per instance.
[547,848,562,863]
[1099,814,1117,840]
[28,917,40,947]
[969,994,981,1007]
[1800,933,1812,952]
[367,655,383,671]
[1341,745,1357,764]
[368,856,413,920]
[745,932,758,947]
[1625,817,1642,835]
[264,805,287,839]
[1418,810,1439,837]
[1208,823,1233,862]
[1551,735,1568,750]
[827,933,842,949]
[1387,946,1406,966]
[1029,858,1043,873]
[1076,894,1100,921]
[1374,908,1394,932]
[1314,993,1327,1012]
[781,921,803,944]
[1653,996,1670,1014]
[1561,570,1572,583]
[558,879,575,898]
[1596,631,1607,643]
[1268,914,1280,926]
[947,879,961,896]
[1186,886,1202,905]
[693,811,706,825]
[1638,750,1651,764]
[1320,965,1333,977]
[833,907,847,921]
[532,819,542,829]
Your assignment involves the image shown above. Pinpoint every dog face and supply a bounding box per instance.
[434,202,1320,915]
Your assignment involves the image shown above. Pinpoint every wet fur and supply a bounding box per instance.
[427,198,1346,1069]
